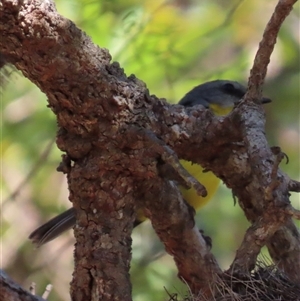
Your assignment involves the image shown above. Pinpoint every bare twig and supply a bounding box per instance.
[2,138,55,206]
[29,282,36,295]
[41,284,53,300]
[247,0,298,101]
[285,206,300,220]
[288,179,300,192]
[0,270,46,301]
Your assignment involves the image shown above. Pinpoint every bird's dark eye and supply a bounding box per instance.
[222,82,245,99]
[222,83,235,92]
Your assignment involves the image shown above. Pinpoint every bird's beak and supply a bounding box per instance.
[261,97,272,104]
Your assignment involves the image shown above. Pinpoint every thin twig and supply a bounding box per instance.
[247,0,298,101]
[3,138,56,206]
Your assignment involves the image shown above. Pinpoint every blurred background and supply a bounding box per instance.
[1,0,299,300]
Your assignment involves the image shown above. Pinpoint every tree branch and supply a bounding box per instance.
[247,0,298,101]
[1,0,299,300]
[0,270,46,301]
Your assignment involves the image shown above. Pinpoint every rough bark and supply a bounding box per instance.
[0,270,45,301]
[1,0,299,300]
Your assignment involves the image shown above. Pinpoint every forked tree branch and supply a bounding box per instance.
[231,0,300,282]
[0,0,299,300]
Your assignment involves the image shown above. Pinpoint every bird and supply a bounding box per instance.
[29,79,271,246]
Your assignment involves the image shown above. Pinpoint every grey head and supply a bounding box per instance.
[179,80,248,108]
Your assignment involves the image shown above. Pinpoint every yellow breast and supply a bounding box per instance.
[179,160,219,210]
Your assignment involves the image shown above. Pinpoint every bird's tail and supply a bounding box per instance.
[29,207,143,246]
[29,208,76,247]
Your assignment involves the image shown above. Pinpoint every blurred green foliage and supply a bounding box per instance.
[1,0,299,300]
